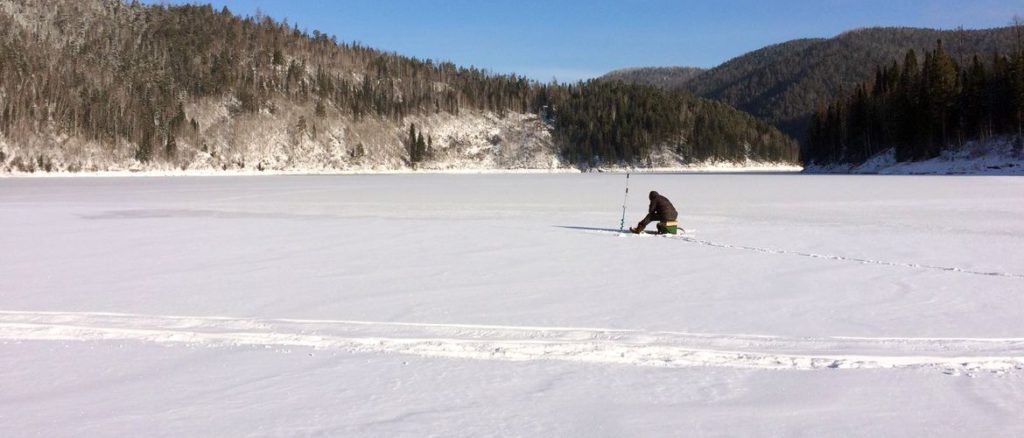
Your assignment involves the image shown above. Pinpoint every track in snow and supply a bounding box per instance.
[564,226,1024,279]
[2,311,1022,373]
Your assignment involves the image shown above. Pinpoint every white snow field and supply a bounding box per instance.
[2,173,1023,436]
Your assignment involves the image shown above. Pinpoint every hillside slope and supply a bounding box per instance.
[604,27,1020,144]
[0,0,798,173]
[599,66,706,89]
[686,27,1020,141]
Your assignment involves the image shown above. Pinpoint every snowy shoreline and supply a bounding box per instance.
[803,139,1024,176]
[0,163,803,178]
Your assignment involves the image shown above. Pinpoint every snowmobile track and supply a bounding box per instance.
[566,227,1024,279]
[2,311,1022,373]
[678,235,1024,279]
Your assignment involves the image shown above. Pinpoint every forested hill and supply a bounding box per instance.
[600,67,706,89]
[0,0,797,173]
[605,27,1021,145]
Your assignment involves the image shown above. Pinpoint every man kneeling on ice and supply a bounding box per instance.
[630,191,679,234]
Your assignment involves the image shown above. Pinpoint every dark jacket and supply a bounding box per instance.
[648,191,677,221]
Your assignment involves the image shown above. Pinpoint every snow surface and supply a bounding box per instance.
[2,174,1023,436]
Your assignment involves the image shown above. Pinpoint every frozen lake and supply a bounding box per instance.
[2,173,1023,436]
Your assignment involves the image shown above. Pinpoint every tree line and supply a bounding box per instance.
[806,37,1024,165]
[554,80,797,165]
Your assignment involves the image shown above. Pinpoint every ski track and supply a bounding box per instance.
[1,311,1022,373]
[589,229,1024,279]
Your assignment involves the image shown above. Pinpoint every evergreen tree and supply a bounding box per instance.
[925,40,959,157]
[962,55,988,139]
[408,124,419,162]
[1014,18,1024,154]
[415,132,426,162]
[1012,52,1024,154]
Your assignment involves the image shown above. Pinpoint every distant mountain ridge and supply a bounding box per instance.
[604,26,1022,143]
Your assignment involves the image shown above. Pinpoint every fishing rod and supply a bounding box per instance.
[619,173,630,232]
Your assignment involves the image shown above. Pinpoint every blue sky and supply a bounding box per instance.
[145,0,1024,82]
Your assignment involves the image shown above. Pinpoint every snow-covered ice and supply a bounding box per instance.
[2,174,1023,436]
